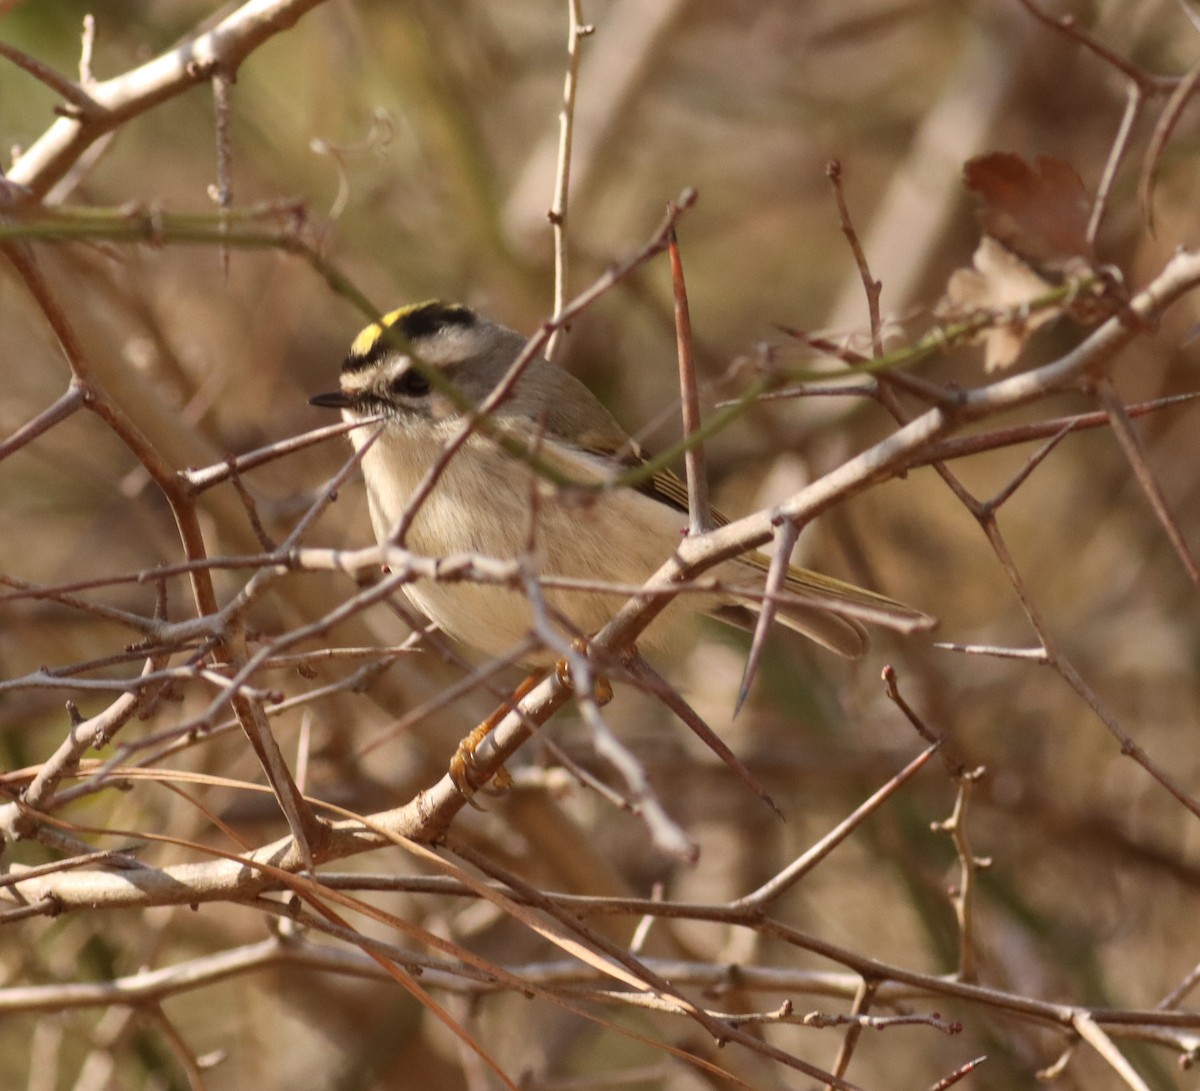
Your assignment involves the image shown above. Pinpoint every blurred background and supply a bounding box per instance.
[1,1,1200,1088]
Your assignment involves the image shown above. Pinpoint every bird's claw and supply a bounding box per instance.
[554,640,614,706]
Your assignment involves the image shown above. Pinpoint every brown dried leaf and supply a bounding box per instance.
[964,153,1094,270]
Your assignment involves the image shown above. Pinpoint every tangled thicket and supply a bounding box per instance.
[2,3,1200,1089]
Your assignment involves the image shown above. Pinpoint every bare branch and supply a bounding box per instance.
[8,0,331,199]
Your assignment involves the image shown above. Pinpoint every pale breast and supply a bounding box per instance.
[358,426,698,661]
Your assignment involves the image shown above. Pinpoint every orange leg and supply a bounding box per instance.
[448,644,618,795]
[449,671,540,794]
[554,640,616,706]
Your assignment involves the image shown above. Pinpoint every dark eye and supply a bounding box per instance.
[393,368,431,397]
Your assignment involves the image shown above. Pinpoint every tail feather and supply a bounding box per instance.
[711,600,869,658]
[716,553,935,658]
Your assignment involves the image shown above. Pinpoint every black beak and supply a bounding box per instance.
[310,391,353,409]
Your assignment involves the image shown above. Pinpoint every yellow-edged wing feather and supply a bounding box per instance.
[636,463,932,652]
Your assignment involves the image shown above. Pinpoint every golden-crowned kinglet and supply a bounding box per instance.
[311,301,926,664]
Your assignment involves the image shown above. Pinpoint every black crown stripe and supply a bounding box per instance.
[397,301,476,340]
[341,302,477,374]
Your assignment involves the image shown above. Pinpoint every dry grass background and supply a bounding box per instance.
[1,1,1200,1089]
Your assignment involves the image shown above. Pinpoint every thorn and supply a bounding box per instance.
[735,519,798,716]
[629,652,782,819]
